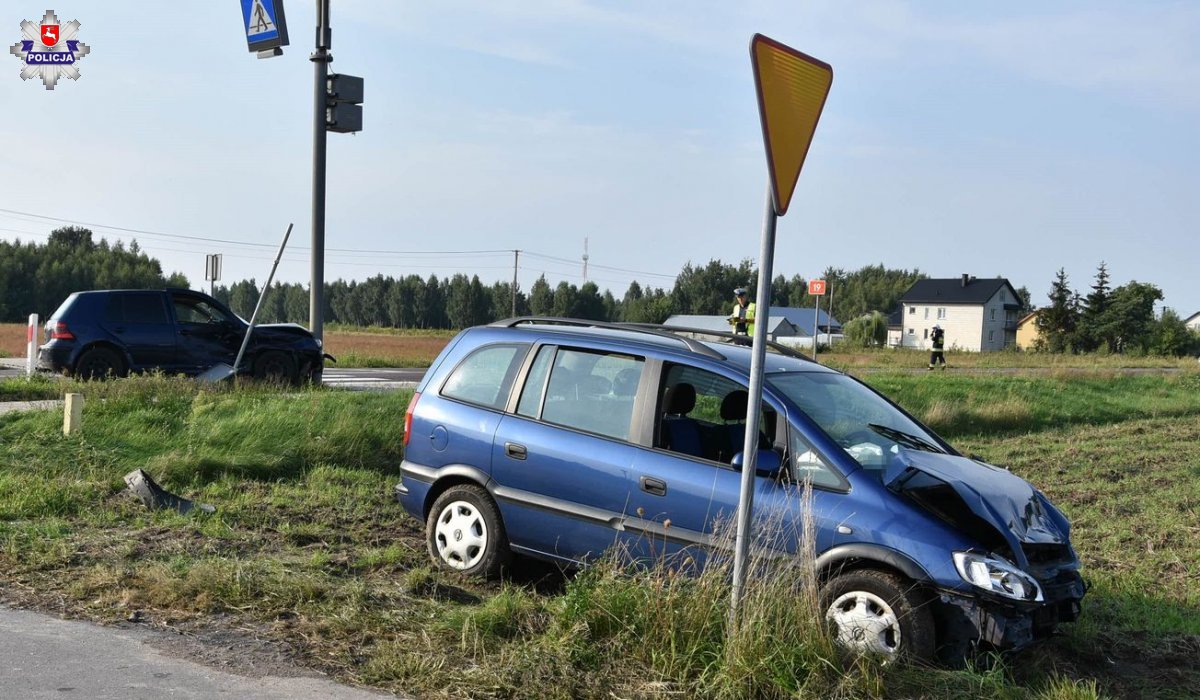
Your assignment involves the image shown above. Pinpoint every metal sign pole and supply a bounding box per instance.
[233,224,294,376]
[309,0,331,344]
[730,186,777,621]
[812,292,819,360]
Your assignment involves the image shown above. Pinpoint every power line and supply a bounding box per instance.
[0,205,681,283]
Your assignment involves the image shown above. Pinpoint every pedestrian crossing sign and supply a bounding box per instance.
[240,0,289,53]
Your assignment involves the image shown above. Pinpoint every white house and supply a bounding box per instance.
[1185,311,1200,333]
[886,275,1021,352]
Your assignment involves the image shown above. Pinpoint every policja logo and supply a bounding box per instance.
[8,9,90,89]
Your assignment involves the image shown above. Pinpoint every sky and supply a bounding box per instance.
[2,1,1197,313]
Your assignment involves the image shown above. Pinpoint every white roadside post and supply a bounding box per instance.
[63,393,83,435]
[26,313,38,377]
[731,34,832,623]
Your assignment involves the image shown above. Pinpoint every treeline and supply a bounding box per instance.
[1035,263,1198,356]
[213,261,930,329]
[0,228,189,321]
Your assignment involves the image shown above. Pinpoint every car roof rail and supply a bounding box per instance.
[621,323,818,364]
[491,316,727,360]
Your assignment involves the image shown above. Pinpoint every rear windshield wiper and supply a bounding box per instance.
[867,423,945,454]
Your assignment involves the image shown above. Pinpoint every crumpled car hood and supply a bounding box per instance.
[884,450,1069,568]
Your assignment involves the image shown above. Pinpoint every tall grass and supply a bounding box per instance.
[0,375,407,520]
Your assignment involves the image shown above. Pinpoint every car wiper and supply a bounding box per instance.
[867,423,945,454]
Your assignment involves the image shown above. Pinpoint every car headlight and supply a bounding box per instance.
[315,338,323,349]
[953,551,1043,602]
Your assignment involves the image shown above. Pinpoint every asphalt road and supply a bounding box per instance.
[0,359,425,389]
[0,606,397,699]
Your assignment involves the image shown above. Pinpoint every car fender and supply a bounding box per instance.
[401,462,493,517]
[73,340,133,373]
[815,542,934,585]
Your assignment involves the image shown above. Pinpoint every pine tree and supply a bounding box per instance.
[1035,269,1078,353]
[1077,262,1110,351]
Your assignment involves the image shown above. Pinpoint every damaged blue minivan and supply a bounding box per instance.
[396,319,1086,661]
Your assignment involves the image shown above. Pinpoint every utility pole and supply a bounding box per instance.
[582,237,589,284]
[511,250,520,316]
[309,0,331,343]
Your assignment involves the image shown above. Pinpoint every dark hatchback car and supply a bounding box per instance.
[397,318,1087,662]
[38,288,326,383]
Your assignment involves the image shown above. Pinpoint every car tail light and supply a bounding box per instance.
[50,322,75,341]
[403,392,421,447]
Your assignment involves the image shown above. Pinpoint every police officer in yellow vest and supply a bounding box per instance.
[728,288,756,336]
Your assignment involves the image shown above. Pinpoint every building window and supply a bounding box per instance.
[988,330,995,342]
[923,307,929,319]
[908,307,915,315]
[907,328,914,336]
[1000,290,1007,301]
[991,308,996,321]
[923,329,928,339]
[937,308,947,320]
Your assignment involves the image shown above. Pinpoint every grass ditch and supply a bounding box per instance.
[0,374,1197,698]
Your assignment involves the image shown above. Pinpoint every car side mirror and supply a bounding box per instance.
[731,449,783,478]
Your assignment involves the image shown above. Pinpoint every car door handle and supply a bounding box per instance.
[639,476,667,497]
[505,442,527,460]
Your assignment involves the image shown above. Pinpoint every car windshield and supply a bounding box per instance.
[767,371,947,478]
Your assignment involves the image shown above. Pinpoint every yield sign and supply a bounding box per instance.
[750,34,833,217]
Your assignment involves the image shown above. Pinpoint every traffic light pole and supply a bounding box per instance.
[309,0,331,344]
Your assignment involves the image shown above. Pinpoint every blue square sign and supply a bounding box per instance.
[241,0,289,53]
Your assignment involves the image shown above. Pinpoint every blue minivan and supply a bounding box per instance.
[396,319,1086,661]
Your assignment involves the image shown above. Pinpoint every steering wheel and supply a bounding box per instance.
[838,429,876,448]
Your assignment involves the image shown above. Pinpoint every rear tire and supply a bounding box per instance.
[75,347,125,381]
[253,351,297,385]
[426,484,511,579]
[820,569,936,663]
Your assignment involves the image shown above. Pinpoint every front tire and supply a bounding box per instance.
[426,484,511,579]
[75,347,126,381]
[253,351,297,385]
[820,569,935,662]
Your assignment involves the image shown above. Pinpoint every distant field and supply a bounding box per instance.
[0,322,454,368]
[5,322,1195,369]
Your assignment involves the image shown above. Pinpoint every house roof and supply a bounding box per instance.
[764,306,841,331]
[1184,310,1200,326]
[665,306,842,336]
[899,276,1020,305]
[664,314,801,335]
[1017,310,1039,327]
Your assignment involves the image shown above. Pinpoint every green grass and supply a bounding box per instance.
[1,373,1198,698]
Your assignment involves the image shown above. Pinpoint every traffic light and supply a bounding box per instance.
[326,73,363,133]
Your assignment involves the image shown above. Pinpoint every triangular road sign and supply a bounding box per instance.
[750,34,833,217]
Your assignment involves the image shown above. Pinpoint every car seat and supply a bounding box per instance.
[660,382,705,458]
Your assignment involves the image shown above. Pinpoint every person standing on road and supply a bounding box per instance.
[728,288,755,337]
[929,325,947,370]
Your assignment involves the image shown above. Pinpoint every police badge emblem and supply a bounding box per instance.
[9,10,90,90]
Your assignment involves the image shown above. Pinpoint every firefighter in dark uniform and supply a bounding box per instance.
[929,324,946,370]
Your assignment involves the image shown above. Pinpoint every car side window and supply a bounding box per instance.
[787,428,843,490]
[657,364,776,465]
[172,296,231,325]
[117,294,168,324]
[440,344,529,411]
[516,346,554,418]
[537,348,642,441]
